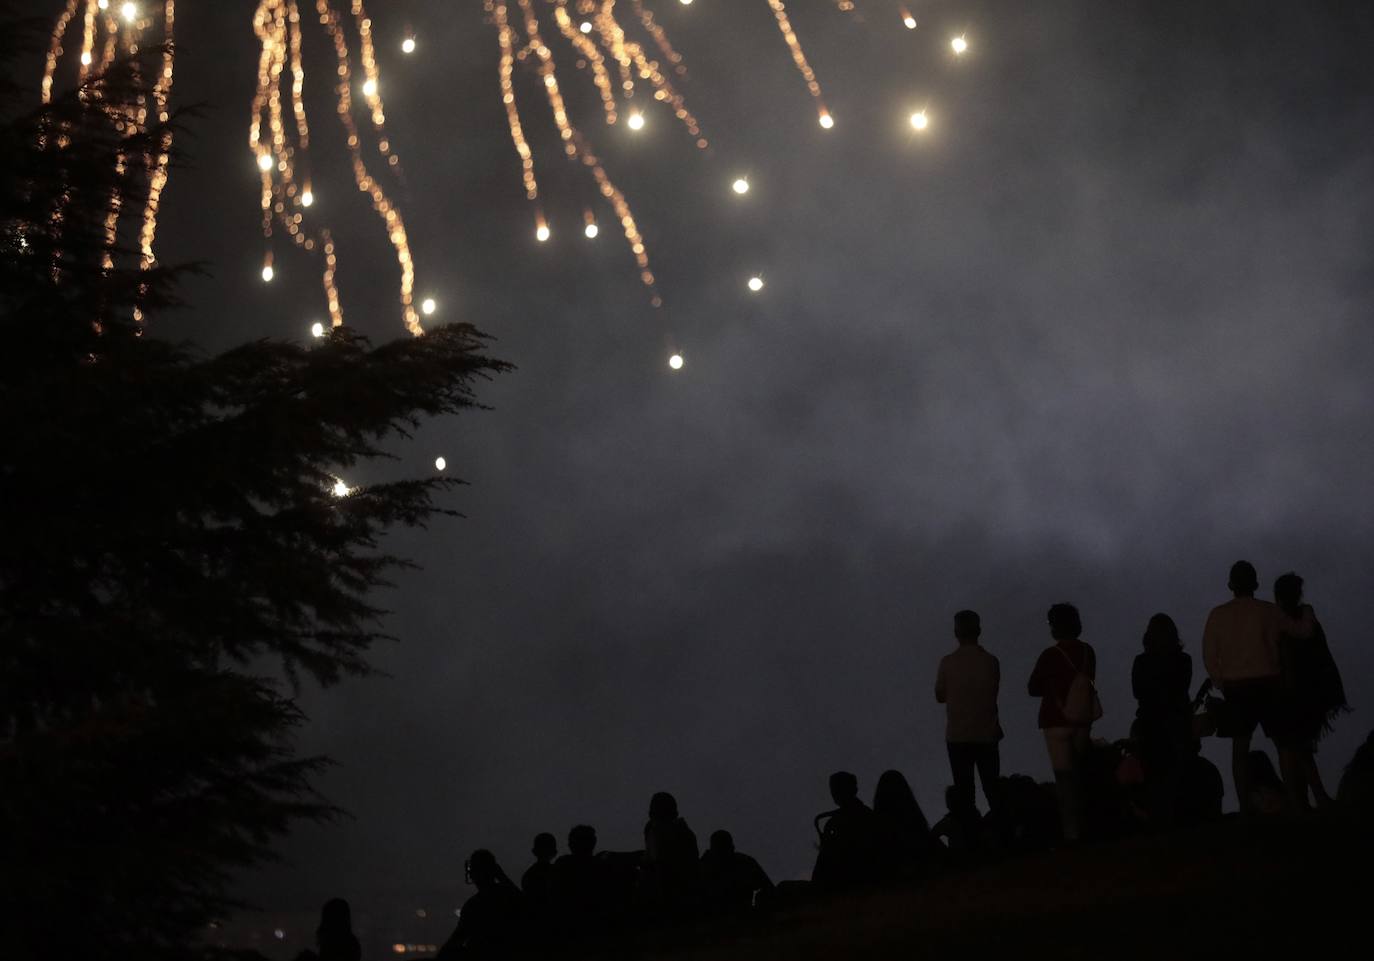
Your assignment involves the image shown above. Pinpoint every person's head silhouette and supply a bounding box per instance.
[532,832,557,863]
[708,829,735,856]
[954,610,981,644]
[1274,571,1303,611]
[1047,603,1082,641]
[873,769,921,820]
[1229,560,1259,597]
[1142,613,1180,652]
[316,898,357,955]
[466,849,501,889]
[829,771,859,806]
[567,824,597,857]
[649,791,679,822]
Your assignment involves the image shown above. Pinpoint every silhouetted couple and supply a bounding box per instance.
[1204,561,1347,815]
[812,769,935,888]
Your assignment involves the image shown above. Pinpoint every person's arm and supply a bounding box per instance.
[934,658,947,704]
[1085,644,1097,681]
[1181,652,1193,699]
[992,654,1000,699]
[1027,650,1049,697]
[1131,654,1145,702]
[1202,609,1222,681]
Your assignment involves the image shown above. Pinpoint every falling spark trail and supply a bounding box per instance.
[765,0,830,125]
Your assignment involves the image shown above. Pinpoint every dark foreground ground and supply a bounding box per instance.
[628,815,1372,961]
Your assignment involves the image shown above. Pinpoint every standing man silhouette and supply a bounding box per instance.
[935,610,1003,830]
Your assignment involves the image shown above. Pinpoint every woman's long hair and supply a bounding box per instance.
[1142,613,1181,654]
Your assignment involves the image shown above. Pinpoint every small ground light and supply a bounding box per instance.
[748,276,764,292]
[732,177,750,195]
[951,35,968,55]
[401,37,416,54]
[435,457,446,471]
[421,297,437,315]
[261,264,274,283]
[627,111,645,131]
[669,353,684,370]
[311,322,325,338]
[910,110,929,131]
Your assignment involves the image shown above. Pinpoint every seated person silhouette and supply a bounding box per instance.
[293,897,361,961]
[700,829,773,914]
[931,785,978,854]
[812,771,881,890]
[642,792,702,914]
[437,849,524,960]
[551,824,610,937]
[872,769,936,879]
[1338,729,1374,810]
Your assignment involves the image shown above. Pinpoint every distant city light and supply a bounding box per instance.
[732,177,750,195]
[668,353,684,370]
[747,276,764,292]
[310,321,325,338]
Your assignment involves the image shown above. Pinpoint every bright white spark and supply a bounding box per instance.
[98,0,109,10]
[401,37,416,54]
[300,189,314,207]
[748,276,764,292]
[580,21,593,34]
[332,479,351,498]
[669,353,684,370]
[121,3,137,23]
[421,297,437,315]
[904,15,917,30]
[261,264,275,283]
[435,456,447,471]
[584,223,599,239]
[536,223,551,243]
[818,110,834,129]
[910,110,929,130]
[257,152,273,172]
[362,78,378,98]
[311,322,325,338]
[627,111,645,131]
[951,35,968,55]
[732,177,750,195]
[81,51,93,66]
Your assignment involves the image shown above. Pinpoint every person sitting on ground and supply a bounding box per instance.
[1338,730,1374,811]
[1272,572,1348,812]
[1028,602,1099,843]
[930,784,977,855]
[812,771,881,889]
[935,610,1003,837]
[551,824,610,937]
[642,792,701,914]
[699,829,773,915]
[1202,560,1283,816]
[293,898,361,961]
[872,769,937,878]
[989,775,1060,851]
[437,849,524,960]
[521,832,558,901]
[1131,613,1194,827]
[1177,751,1225,826]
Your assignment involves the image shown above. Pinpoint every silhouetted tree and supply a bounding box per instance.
[0,28,509,961]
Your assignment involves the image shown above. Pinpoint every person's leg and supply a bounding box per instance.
[1304,751,1333,807]
[1045,728,1080,842]
[1231,733,1253,816]
[974,743,1001,813]
[1277,742,1309,814]
[947,743,976,816]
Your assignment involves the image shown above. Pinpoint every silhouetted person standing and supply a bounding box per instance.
[1028,603,1099,843]
[872,769,936,878]
[812,771,881,889]
[1272,572,1347,811]
[1202,560,1282,816]
[1131,613,1193,825]
[642,792,701,915]
[437,849,524,960]
[935,610,1002,829]
[293,898,361,961]
[700,830,773,914]
[521,832,558,942]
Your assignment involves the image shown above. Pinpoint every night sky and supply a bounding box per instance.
[79,0,1374,928]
